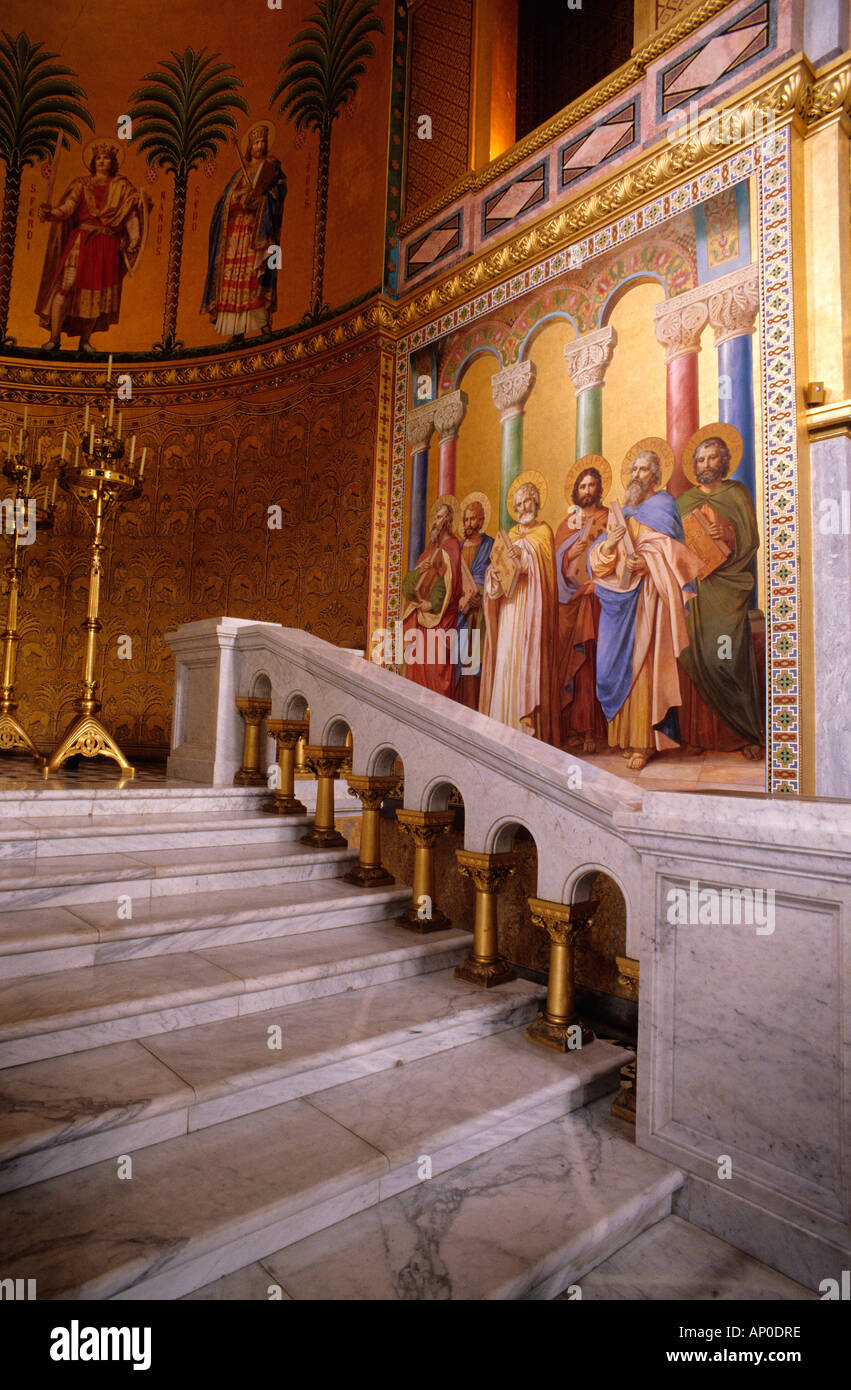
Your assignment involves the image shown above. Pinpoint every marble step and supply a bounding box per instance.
[0,1038,638,1299]
[0,879,410,977]
[0,973,545,1193]
[0,783,358,821]
[0,810,318,861]
[554,1214,815,1300]
[0,841,358,909]
[0,922,471,1066]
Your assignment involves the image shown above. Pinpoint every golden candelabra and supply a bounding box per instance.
[44,368,146,778]
[0,414,57,768]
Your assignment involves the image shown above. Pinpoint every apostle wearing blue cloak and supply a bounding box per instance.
[589,449,702,771]
[454,496,494,709]
[202,123,287,341]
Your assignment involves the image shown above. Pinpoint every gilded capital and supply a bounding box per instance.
[528,896,596,945]
[563,326,617,393]
[235,696,271,724]
[433,389,468,443]
[302,744,348,779]
[396,807,454,848]
[654,292,709,361]
[456,848,518,894]
[491,360,536,420]
[616,954,640,999]
[707,264,759,346]
[406,404,436,453]
[347,773,401,810]
[266,718,310,748]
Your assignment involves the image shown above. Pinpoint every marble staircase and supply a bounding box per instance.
[0,783,791,1301]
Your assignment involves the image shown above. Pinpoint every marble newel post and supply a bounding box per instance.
[491,361,536,531]
[653,292,707,497]
[406,405,436,566]
[708,264,759,500]
[563,326,617,461]
[395,809,454,931]
[432,390,467,498]
[525,898,595,1050]
[454,849,517,988]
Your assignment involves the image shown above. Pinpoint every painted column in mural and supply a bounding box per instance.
[708,264,760,501]
[406,404,436,566]
[654,291,708,497]
[491,361,537,531]
[433,390,467,497]
[563,326,617,461]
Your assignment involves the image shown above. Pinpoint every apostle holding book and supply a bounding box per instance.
[555,458,610,753]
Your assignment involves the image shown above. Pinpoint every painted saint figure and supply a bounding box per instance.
[36,139,150,354]
[479,477,560,743]
[454,494,494,709]
[202,121,287,341]
[589,448,702,771]
[400,498,463,697]
[677,432,764,759]
[555,462,609,753]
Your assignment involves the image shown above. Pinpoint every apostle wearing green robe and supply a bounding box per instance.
[677,437,764,755]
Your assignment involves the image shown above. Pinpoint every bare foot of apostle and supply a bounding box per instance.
[621,748,632,760]
[627,750,650,771]
[582,737,597,754]
[741,744,763,760]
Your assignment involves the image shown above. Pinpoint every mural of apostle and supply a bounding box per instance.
[202,121,287,341]
[555,458,610,753]
[36,138,150,353]
[589,441,702,771]
[676,425,765,759]
[454,492,494,709]
[400,495,463,697]
[479,472,560,743]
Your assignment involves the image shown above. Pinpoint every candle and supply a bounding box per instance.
[108,397,114,428]
[61,430,67,459]
[89,424,95,452]
[139,447,146,478]
[25,469,31,495]
[107,354,113,382]
[129,436,135,465]
[84,403,90,430]
[18,429,22,452]
[74,443,79,465]
[52,476,57,505]
[117,413,123,440]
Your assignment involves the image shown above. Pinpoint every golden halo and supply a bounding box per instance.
[241,120,276,157]
[429,493,461,535]
[683,422,744,485]
[621,437,675,489]
[82,137,125,170]
[458,490,492,537]
[507,469,548,521]
[563,454,612,507]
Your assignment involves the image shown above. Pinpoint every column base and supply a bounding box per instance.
[45,712,134,778]
[395,904,452,933]
[611,1059,637,1123]
[343,864,395,887]
[264,794,308,815]
[454,955,516,988]
[300,826,347,848]
[233,770,267,787]
[0,711,45,769]
[525,1012,595,1051]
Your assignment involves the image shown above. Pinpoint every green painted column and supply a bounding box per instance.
[575,386,603,457]
[564,325,617,464]
[492,361,537,531]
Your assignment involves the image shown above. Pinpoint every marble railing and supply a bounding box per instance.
[165,617,850,1292]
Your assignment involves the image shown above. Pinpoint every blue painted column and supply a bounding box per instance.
[406,406,435,565]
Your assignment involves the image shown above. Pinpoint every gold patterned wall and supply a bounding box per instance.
[8,347,380,758]
[404,0,473,215]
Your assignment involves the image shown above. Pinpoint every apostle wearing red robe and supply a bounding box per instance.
[555,465,609,753]
[400,501,463,697]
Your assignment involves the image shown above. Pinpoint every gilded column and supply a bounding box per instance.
[563,326,617,461]
[612,954,639,1124]
[395,808,454,931]
[233,696,271,786]
[653,292,707,497]
[454,849,517,988]
[708,264,759,501]
[300,745,348,848]
[433,389,467,498]
[525,897,595,1050]
[343,774,399,887]
[264,718,310,815]
[491,361,536,531]
[406,405,436,567]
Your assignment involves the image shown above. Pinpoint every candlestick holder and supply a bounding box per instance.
[0,441,56,768]
[44,393,144,779]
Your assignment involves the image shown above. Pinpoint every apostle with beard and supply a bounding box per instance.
[454,494,494,709]
[555,461,610,753]
[589,446,702,771]
[400,498,463,697]
[677,431,764,759]
[479,475,560,743]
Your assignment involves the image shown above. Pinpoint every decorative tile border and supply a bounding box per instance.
[377,127,800,793]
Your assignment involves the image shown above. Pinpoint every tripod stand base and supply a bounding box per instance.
[0,712,46,769]
[44,713,135,778]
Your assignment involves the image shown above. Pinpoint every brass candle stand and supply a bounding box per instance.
[0,435,56,768]
[44,383,145,778]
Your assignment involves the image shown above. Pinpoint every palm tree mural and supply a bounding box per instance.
[0,31,93,344]
[128,47,248,352]
[271,0,384,323]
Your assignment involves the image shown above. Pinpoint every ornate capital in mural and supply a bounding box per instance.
[654,291,709,361]
[491,360,536,420]
[406,404,436,453]
[563,326,617,393]
[707,264,760,346]
[433,389,468,443]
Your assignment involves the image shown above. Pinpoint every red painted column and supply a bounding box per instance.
[654,294,708,497]
[433,390,467,498]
